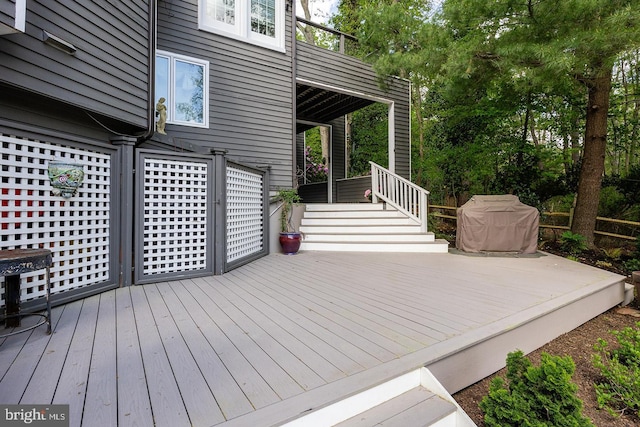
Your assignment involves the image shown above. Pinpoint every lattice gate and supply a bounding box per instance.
[225,161,267,270]
[0,134,117,309]
[134,151,213,284]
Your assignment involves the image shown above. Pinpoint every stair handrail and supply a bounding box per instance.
[370,162,429,232]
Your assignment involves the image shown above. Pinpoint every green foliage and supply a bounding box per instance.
[603,247,624,261]
[593,322,640,418]
[559,231,588,256]
[479,350,593,427]
[349,103,389,176]
[598,186,626,218]
[625,259,640,274]
[276,188,301,233]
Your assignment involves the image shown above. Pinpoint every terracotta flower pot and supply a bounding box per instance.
[279,232,302,255]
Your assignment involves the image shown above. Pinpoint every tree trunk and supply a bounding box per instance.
[571,70,612,247]
[298,0,316,44]
[320,126,330,167]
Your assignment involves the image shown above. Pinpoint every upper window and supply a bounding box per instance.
[199,0,285,52]
[156,51,209,128]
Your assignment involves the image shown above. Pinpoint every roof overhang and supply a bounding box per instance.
[296,83,375,132]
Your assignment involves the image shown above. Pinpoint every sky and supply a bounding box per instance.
[295,0,339,24]
[296,0,444,24]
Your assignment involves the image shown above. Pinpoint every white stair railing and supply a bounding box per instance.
[370,162,429,232]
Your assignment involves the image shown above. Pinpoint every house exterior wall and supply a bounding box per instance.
[0,0,151,130]
[0,1,153,303]
[156,0,295,189]
[330,116,346,202]
[296,42,411,179]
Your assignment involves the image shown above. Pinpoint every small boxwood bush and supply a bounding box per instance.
[480,350,593,426]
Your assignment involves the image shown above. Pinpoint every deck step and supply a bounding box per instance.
[301,240,450,253]
[301,217,417,226]
[300,204,449,253]
[303,232,436,243]
[282,368,476,427]
[305,203,385,211]
[334,387,456,427]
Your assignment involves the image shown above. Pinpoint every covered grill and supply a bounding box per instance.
[456,195,539,254]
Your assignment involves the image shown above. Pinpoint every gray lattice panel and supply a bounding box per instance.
[226,166,264,262]
[142,158,209,275]
[0,135,112,307]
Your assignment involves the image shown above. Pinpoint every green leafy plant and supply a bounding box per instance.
[276,188,301,233]
[560,231,588,256]
[592,322,640,418]
[625,258,640,274]
[603,247,624,261]
[480,350,593,427]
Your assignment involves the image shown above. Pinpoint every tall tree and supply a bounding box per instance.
[440,0,640,245]
[354,0,445,186]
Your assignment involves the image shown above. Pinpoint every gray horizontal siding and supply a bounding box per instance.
[0,0,150,130]
[0,1,15,30]
[157,0,294,189]
[336,176,370,203]
[0,85,118,145]
[297,42,410,178]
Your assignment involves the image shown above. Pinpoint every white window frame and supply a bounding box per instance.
[156,51,210,129]
[198,0,285,52]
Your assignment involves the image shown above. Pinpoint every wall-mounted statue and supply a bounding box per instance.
[156,97,167,135]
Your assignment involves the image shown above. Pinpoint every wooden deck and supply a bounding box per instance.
[0,250,626,426]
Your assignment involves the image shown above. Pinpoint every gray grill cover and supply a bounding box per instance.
[456,195,539,254]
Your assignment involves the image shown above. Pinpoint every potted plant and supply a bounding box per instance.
[276,188,302,254]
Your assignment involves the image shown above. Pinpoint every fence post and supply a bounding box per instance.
[212,149,227,275]
[111,136,136,287]
[568,207,574,229]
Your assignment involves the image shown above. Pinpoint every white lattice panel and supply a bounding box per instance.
[0,135,111,307]
[227,166,264,262]
[142,158,208,275]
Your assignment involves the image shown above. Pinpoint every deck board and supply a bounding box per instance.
[21,300,84,404]
[52,296,99,427]
[221,270,365,379]
[129,284,191,427]
[0,251,625,427]
[84,292,118,426]
[143,283,225,426]
[0,310,47,380]
[173,278,281,410]
[114,288,154,427]
[196,275,322,394]
[0,304,68,403]
[231,267,388,367]
[158,281,254,420]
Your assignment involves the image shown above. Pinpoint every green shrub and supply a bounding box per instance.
[625,258,640,274]
[593,322,640,418]
[480,350,593,426]
[560,231,588,255]
[598,186,626,218]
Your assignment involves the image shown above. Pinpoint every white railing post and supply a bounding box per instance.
[370,163,378,204]
[420,190,428,233]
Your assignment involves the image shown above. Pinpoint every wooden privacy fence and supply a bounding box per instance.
[429,205,640,242]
